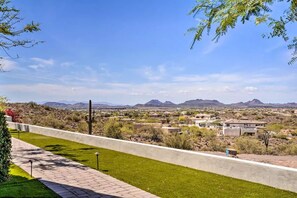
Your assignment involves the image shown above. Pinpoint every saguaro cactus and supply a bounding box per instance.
[263,130,270,153]
[85,100,95,135]
[0,111,11,183]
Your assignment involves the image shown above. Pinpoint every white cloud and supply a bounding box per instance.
[173,73,241,83]
[29,57,54,69]
[140,64,168,81]
[0,58,17,71]
[244,86,258,94]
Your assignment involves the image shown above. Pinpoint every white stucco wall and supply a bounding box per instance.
[7,121,297,193]
[5,115,12,122]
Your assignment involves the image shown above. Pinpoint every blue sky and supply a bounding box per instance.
[1,0,297,105]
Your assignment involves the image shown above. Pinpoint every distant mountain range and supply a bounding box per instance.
[43,98,297,109]
[135,98,297,108]
[43,102,129,109]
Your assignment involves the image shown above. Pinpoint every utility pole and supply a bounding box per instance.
[85,100,95,135]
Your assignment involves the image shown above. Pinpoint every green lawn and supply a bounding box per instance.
[10,130,297,198]
[0,164,59,198]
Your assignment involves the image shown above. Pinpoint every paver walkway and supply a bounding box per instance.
[12,138,158,198]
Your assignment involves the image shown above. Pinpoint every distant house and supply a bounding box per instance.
[223,119,266,136]
[190,114,220,129]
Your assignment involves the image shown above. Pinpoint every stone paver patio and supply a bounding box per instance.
[12,138,158,198]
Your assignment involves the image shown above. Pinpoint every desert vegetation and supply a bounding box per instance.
[6,102,297,155]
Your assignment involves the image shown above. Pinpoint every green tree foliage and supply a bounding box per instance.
[0,96,7,111]
[0,0,40,70]
[189,0,297,64]
[0,111,11,183]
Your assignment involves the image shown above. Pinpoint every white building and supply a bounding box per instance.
[190,114,219,129]
[223,119,266,136]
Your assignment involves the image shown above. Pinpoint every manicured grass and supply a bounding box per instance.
[10,130,297,198]
[0,164,59,197]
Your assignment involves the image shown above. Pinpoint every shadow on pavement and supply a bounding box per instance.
[40,179,123,198]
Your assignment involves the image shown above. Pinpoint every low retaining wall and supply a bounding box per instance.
[7,121,297,193]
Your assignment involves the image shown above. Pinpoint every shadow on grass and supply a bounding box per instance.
[78,147,96,151]
[0,175,59,197]
[45,144,66,152]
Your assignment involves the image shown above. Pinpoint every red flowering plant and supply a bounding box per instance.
[4,108,19,122]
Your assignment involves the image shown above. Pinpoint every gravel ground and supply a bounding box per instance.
[203,151,297,169]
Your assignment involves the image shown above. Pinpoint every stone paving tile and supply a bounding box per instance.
[12,138,158,198]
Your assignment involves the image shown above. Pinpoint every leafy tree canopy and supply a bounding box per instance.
[0,0,40,70]
[189,0,297,64]
[0,96,7,112]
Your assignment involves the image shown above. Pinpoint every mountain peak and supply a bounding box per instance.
[246,99,264,105]
[145,99,163,106]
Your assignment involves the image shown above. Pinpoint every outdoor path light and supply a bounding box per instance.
[28,160,33,177]
[95,152,99,170]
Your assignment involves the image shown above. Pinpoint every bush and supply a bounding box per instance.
[290,130,297,136]
[4,108,19,122]
[235,137,264,154]
[44,117,65,129]
[0,111,11,183]
[104,119,123,139]
[266,123,284,133]
[208,139,228,152]
[137,126,163,142]
[186,126,216,139]
[277,142,297,155]
[274,133,288,139]
[164,133,193,150]
[120,123,135,135]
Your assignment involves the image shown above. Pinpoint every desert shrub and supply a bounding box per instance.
[235,137,264,154]
[28,101,37,108]
[266,123,284,133]
[0,111,11,183]
[44,106,51,111]
[44,116,65,129]
[186,126,216,139]
[164,133,193,150]
[277,143,297,155]
[274,133,288,139]
[104,119,123,139]
[78,121,88,132]
[120,123,135,135]
[137,125,163,142]
[291,130,297,136]
[208,139,228,152]
[71,114,81,122]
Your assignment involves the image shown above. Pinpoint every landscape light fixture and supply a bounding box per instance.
[28,160,33,177]
[95,152,99,170]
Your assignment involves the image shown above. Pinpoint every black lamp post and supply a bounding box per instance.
[28,160,33,177]
[95,152,99,170]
